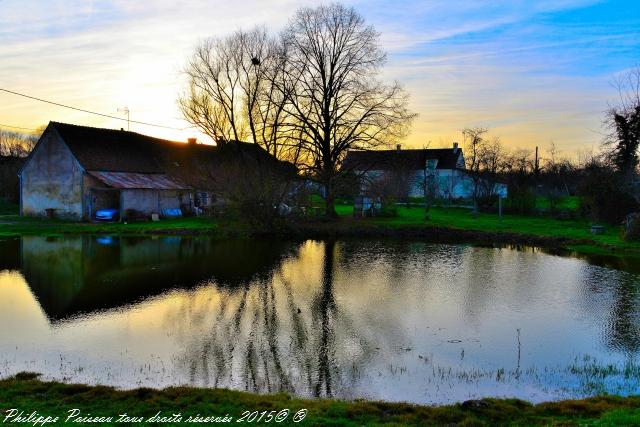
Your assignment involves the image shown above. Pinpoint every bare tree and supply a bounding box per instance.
[0,130,37,157]
[477,136,504,195]
[180,5,415,217]
[462,127,488,214]
[179,27,296,161]
[279,4,415,216]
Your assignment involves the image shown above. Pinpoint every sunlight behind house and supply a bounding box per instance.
[1,0,638,151]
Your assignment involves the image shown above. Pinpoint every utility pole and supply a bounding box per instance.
[118,107,130,131]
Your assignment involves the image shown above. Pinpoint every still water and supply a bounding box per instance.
[0,235,639,404]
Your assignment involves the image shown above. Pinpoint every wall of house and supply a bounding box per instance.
[360,168,476,199]
[21,130,84,219]
[375,169,473,199]
[121,189,190,216]
[435,169,474,199]
[121,189,159,215]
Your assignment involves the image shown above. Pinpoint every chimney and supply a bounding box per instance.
[396,144,401,152]
[453,142,459,152]
[187,137,197,145]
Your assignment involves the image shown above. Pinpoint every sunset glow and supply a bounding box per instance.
[1,0,638,153]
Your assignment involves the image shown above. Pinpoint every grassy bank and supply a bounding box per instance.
[331,205,640,258]
[0,215,241,237]
[1,204,639,261]
[1,374,639,426]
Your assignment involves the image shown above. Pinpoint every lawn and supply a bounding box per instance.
[332,203,640,256]
[1,374,639,426]
[0,215,227,237]
[1,199,639,259]
[534,195,580,211]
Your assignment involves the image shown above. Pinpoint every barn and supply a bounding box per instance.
[19,122,289,220]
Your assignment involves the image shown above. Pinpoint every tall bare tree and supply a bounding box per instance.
[462,127,488,213]
[180,5,415,217]
[179,27,295,160]
[280,4,415,216]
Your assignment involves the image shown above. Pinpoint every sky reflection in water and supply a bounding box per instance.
[0,235,639,404]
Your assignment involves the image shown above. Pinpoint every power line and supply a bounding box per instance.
[0,123,39,131]
[0,88,191,131]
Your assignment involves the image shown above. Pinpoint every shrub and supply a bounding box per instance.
[477,195,498,213]
[506,189,537,215]
[580,190,638,225]
[578,164,639,225]
[379,204,398,217]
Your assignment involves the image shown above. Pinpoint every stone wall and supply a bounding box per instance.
[20,130,83,219]
[121,189,189,216]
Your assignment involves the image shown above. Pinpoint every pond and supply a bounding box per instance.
[0,235,639,404]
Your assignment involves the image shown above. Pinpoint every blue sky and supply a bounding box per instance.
[0,0,638,155]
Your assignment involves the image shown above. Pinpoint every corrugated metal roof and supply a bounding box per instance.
[88,171,191,190]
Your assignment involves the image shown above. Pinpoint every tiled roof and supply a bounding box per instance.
[47,122,293,191]
[343,148,463,171]
[52,122,176,173]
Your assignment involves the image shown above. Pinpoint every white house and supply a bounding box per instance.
[343,144,506,200]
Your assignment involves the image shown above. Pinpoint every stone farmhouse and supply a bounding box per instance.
[19,122,293,220]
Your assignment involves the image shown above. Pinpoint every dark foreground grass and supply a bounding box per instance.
[1,374,639,426]
[0,201,18,215]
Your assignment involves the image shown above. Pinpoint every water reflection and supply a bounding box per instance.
[15,236,292,320]
[173,240,372,398]
[0,236,639,404]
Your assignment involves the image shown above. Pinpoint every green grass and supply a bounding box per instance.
[329,203,640,258]
[1,374,639,426]
[0,215,231,237]
[534,196,580,211]
[2,201,639,260]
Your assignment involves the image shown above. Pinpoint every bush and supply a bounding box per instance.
[379,204,398,217]
[477,195,498,213]
[506,189,537,215]
[578,165,639,225]
[580,190,638,225]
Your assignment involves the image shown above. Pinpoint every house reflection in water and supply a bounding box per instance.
[18,235,294,321]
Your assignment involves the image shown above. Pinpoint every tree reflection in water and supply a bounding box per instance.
[176,240,372,397]
[3,235,640,404]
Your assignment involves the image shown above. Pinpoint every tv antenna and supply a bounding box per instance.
[118,107,130,131]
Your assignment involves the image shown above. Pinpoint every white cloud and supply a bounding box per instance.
[0,0,635,152]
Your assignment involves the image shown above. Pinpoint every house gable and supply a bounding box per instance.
[20,124,85,219]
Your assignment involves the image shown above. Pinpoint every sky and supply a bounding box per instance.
[0,0,638,155]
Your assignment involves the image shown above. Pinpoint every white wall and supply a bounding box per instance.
[361,168,477,199]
